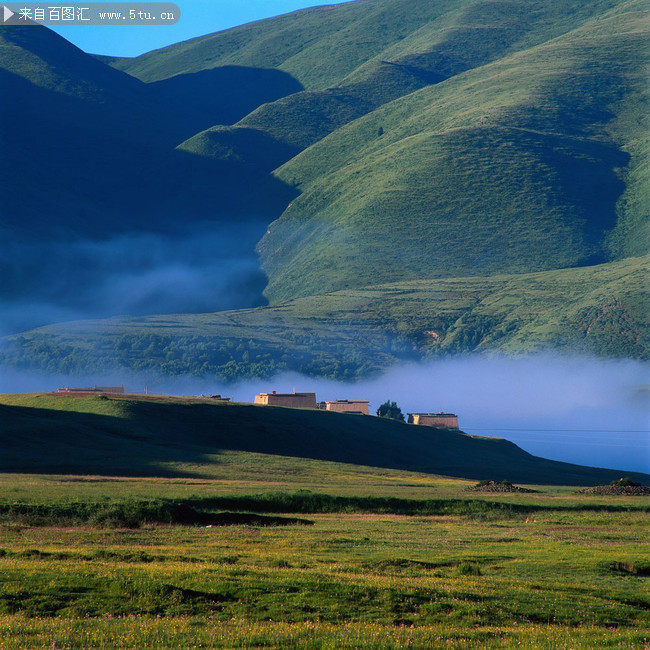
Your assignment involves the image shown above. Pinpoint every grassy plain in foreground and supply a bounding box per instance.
[0,472,648,648]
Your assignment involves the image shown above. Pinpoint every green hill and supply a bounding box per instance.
[1,256,645,380]
[111,0,446,88]
[0,25,296,330]
[259,1,649,301]
[2,0,648,360]
[176,0,634,182]
[0,24,298,237]
[1,393,646,485]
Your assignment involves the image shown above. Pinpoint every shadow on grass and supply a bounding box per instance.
[1,398,648,485]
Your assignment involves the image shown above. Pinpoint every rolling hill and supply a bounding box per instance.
[1,256,646,380]
[1,392,646,485]
[0,25,297,332]
[258,0,649,301]
[113,0,649,307]
[176,0,630,170]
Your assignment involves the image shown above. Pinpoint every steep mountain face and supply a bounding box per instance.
[0,25,301,236]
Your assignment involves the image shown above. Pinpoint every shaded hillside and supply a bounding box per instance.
[1,393,647,485]
[1,25,229,235]
[0,24,298,229]
[1,257,645,380]
[0,26,296,332]
[148,65,304,133]
[260,1,649,301]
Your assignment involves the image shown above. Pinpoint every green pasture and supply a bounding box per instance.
[0,471,648,648]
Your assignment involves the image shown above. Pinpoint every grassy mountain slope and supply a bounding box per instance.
[0,25,177,235]
[0,25,294,238]
[147,65,303,134]
[112,0,451,88]
[114,0,625,91]
[2,257,645,380]
[2,393,646,485]
[4,0,647,360]
[178,0,628,172]
[259,1,649,301]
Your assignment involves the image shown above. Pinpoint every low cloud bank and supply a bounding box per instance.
[0,228,267,335]
[1,355,648,474]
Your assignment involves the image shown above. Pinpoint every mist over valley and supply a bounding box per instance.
[2,355,647,474]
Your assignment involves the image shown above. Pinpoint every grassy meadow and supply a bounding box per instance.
[0,411,648,647]
[0,477,648,647]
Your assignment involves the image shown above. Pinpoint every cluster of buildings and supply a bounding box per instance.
[254,391,370,415]
[253,390,459,429]
[55,386,459,429]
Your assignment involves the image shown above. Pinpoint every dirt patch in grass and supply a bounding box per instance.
[465,481,537,494]
[579,485,650,496]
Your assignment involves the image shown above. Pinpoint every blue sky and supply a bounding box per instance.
[51,0,347,57]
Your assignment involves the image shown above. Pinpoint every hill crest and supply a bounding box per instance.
[1,393,647,486]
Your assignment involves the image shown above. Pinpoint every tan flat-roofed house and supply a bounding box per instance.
[407,412,459,429]
[324,399,369,415]
[254,391,317,409]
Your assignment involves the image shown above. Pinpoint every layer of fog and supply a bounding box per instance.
[0,228,267,336]
[2,355,647,474]
[230,356,648,473]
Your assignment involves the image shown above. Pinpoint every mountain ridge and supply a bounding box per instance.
[174,0,639,192]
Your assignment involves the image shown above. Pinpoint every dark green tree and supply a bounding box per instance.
[376,400,405,422]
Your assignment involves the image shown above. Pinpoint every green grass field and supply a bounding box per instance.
[0,393,648,646]
[0,471,648,648]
